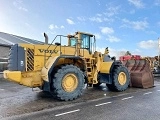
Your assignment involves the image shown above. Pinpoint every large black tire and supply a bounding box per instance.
[51,65,85,101]
[106,66,130,91]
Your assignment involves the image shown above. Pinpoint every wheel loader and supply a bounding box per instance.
[3,31,130,101]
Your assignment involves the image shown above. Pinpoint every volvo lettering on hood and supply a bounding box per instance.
[38,49,58,54]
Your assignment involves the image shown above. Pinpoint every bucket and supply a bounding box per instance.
[122,59,154,88]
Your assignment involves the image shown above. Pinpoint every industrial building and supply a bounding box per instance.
[0,32,43,72]
[0,32,43,58]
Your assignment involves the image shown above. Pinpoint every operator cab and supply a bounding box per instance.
[68,32,96,54]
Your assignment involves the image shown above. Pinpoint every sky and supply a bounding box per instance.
[0,0,160,58]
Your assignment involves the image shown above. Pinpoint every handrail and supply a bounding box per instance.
[44,35,68,65]
[46,35,67,51]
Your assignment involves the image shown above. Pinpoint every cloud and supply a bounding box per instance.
[94,33,101,39]
[77,17,86,21]
[46,31,56,35]
[129,9,135,14]
[154,0,160,6]
[24,23,32,29]
[66,19,75,25]
[60,25,65,29]
[135,49,141,52]
[96,47,145,59]
[138,40,158,49]
[25,23,31,27]
[89,17,103,23]
[96,47,141,59]
[100,27,114,34]
[96,47,128,59]
[122,19,148,30]
[49,24,64,30]
[19,6,28,12]
[13,0,22,7]
[104,5,121,17]
[88,4,119,24]
[96,14,102,17]
[96,0,101,6]
[127,49,142,56]
[49,24,58,30]
[100,27,120,43]
[96,47,105,53]
[106,35,120,42]
[146,30,157,34]
[89,4,117,23]
[89,16,113,23]
[103,18,114,22]
[13,0,28,12]
[128,0,145,8]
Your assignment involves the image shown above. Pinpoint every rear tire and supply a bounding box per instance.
[106,66,130,91]
[51,65,85,101]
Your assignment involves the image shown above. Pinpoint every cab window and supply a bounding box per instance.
[81,34,92,54]
[81,34,90,49]
[70,38,77,46]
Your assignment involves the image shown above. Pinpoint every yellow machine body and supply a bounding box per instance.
[3,31,130,101]
[4,32,113,87]
[3,46,89,86]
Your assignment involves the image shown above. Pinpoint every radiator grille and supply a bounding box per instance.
[26,48,34,71]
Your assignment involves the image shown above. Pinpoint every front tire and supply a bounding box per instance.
[107,66,130,91]
[51,65,85,101]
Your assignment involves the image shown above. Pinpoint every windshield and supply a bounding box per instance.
[69,34,94,54]
[81,34,90,49]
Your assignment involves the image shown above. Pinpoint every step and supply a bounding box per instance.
[87,72,92,75]
[87,67,92,68]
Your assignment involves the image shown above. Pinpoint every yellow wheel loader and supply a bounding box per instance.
[3,31,130,101]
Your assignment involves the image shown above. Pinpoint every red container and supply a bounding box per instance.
[119,55,141,61]
[132,55,141,60]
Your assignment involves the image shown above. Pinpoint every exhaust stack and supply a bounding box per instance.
[44,33,48,44]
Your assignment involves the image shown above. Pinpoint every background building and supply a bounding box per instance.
[0,32,43,57]
[0,32,43,73]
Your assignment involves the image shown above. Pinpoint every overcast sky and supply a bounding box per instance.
[0,0,160,58]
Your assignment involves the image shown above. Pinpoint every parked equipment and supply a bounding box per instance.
[145,38,160,75]
[3,31,131,101]
[144,56,160,74]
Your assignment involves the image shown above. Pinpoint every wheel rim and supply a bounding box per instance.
[118,72,127,85]
[62,74,78,92]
